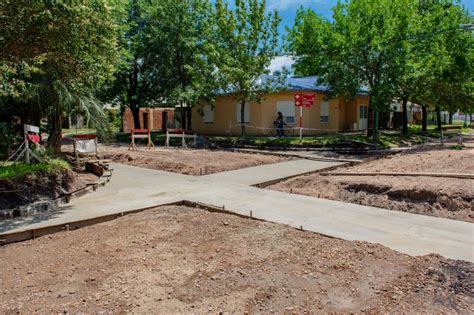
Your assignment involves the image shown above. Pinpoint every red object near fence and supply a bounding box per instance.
[73,134,97,140]
[27,134,40,143]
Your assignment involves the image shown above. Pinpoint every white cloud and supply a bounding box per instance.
[268,55,294,73]
[267,0,319,11]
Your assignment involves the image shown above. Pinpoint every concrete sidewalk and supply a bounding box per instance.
[1,162,473,263]
[201,159,342,185]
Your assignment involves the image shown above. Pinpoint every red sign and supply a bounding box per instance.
[294,93,315,107]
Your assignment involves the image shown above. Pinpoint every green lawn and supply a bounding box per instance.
[62,127,120,138]
[208,124,470,149]
[0,159,69,179]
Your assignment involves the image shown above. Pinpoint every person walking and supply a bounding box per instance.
[274,111,286,137]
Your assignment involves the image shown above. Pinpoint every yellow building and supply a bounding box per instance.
[192,76,370,136]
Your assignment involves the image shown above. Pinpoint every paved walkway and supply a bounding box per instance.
[1,161,473,262]
[201,159,342,185]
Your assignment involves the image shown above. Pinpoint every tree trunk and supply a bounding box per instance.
[186,106,192,131]
[373,109,380,140]
[128,60,140,129]
[401,96,409,136]
[436,106,442,131]
[180,103,186,131]
[240,100,246,137]
[130,107,140,129]
[47,111,64,152]
[448,111,453,125]
[421,105,427,134]
[367,108,374,137]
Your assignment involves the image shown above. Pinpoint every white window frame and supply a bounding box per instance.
[236,102,250,123]
[202,105,214,124]
[320,101,329,123]
[276,101,296,124]
[359,104,369,119]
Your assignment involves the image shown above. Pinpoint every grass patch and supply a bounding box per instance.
[209,132,420,149]
[208,124,472,149]
[0,159,70,179]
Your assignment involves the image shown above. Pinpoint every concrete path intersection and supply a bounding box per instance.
[1,158,473,263]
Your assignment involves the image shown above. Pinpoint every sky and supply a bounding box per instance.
[265,0,474,72]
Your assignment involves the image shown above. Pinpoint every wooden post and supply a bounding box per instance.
[24,125,30,164]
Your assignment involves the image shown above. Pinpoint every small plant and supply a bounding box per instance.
[450,144,463,150]
[0,159,70,179]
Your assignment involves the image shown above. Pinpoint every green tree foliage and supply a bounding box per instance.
[288,0,473,137]
[287,0,416,137]
[215,0,283,136]
[100,0,146,130]
[402,1,473,133]
[140,0,220,130]
[0,0,122,151]
[427,4,473,129]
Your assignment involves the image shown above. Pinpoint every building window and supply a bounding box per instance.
[236,102,250,123]
[320,101,329,123]
[203,105,214,124]
[359,104,369,119]
[276,101,295,124]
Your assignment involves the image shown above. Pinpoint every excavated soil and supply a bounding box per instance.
[0,169,98,211]
[1,206,472,313]
[96,145,287,175]
[270,146,474,222]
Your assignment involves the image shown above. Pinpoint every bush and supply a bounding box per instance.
[0,159,70,179]
[0,122,22,159]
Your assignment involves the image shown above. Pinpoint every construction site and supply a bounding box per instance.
[2,0,474,312]
[1,133,473,313]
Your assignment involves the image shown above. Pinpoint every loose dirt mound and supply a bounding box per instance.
[0,169,97,210]
[270,147,474,222]
[98,146,287,175]
[1,206,471,313]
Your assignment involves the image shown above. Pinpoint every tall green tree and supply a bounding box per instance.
[1,0,122,151]
[403,1,473,134]
[287,0,414,138]
[100,0,146,130]
[215,0,282,136]
[429,6,473,130]
[140,0,219,130]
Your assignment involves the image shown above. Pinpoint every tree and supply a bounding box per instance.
[215,0,283,136]
[140,0,220,130]
[430,9,473,130]
[1,0,121,151]
[406,1,473,133]
[287,0,416,138]
[100,0,147,130]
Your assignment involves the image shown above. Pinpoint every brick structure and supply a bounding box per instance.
[122,107,175,132]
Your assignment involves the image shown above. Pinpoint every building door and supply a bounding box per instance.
[143,112,149,129]
[359,105,368,130]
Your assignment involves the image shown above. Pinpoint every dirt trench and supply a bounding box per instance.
[0,169,98,213]
[270,174,473,222]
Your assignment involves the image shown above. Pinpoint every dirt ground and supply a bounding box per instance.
[267,147,474,222]
[0,169,98,211]
[270,146,474,222]
[95,145,287,175]
[1,206,472,313]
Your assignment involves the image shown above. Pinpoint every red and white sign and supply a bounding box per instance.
[294,93,315,107]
